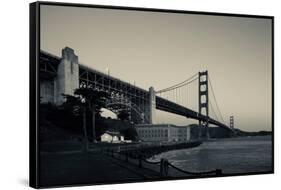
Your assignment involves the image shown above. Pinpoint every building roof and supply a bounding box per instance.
[103,130,122,137]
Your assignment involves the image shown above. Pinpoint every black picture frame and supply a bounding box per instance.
[30,1,274,188]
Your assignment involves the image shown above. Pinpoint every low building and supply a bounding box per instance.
[135,124,191,142]
[100,131,124,143]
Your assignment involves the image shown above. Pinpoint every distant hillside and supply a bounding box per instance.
[189,124,232,139]
[234,129,272,137]
[188,124,272,139]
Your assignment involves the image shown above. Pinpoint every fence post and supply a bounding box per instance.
[215,169,222,176]
[125,152,129,162]
[138,154,142,168]
[160,158,169,177]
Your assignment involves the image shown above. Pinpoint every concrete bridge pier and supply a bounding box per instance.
[54,47,79,105]
[145,86,156,124]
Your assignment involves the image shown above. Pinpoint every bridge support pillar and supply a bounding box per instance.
[230,116,234,130]
[146,86,156,124]
[54,47,79,105]
[198,71,209,139]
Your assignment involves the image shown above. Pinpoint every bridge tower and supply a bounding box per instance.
[198,71,209,138]
[230,116,234,129]
[55,47,79,105]
[146,86,156,124]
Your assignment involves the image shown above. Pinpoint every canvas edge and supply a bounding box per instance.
[30,1,40,189]
[29,1,275,188]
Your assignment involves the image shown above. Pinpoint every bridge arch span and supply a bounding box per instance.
[105,100,149,124]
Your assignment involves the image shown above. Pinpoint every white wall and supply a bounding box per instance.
[101,133,113,142]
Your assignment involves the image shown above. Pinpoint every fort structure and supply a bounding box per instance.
[135,124,191,142]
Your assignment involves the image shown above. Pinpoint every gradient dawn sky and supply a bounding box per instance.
[40,5,272,132]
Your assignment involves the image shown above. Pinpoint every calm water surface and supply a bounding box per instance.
[150,136,272,174]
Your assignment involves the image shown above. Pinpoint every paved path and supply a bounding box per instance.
[40,151,161,187]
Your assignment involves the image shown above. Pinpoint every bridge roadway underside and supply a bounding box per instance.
[156,96,230,130]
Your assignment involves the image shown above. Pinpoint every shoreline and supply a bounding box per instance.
[40,134,272,155]
[40,140,202,156]
[117,141,202,159]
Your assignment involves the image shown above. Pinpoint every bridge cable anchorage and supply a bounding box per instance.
[155,73,198,94]
[208,75,225,124]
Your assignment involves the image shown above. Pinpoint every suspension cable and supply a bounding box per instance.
[208,75,225,124]
[209,99,219,122]
[156,73,198,93]
[157,76,198,94]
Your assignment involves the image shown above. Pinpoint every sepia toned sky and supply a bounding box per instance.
[40,5,272,132]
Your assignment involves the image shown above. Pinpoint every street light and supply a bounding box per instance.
[106,67,110,76]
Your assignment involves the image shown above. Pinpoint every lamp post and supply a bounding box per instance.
[106,67,110,76]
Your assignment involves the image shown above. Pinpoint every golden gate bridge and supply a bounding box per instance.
[39,47,233,138]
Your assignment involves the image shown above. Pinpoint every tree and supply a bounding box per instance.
[74,88,109,143]
[62,94,89,151]
[117,110,130,121]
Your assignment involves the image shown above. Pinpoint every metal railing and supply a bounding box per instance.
[101,148,222,177]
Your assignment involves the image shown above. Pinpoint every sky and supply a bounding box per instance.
[40,5,272,132]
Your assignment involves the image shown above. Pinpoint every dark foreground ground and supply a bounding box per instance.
[40,150,162,187]
[39,140,220,187]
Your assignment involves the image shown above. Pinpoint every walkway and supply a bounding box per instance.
[39,150,161,187]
